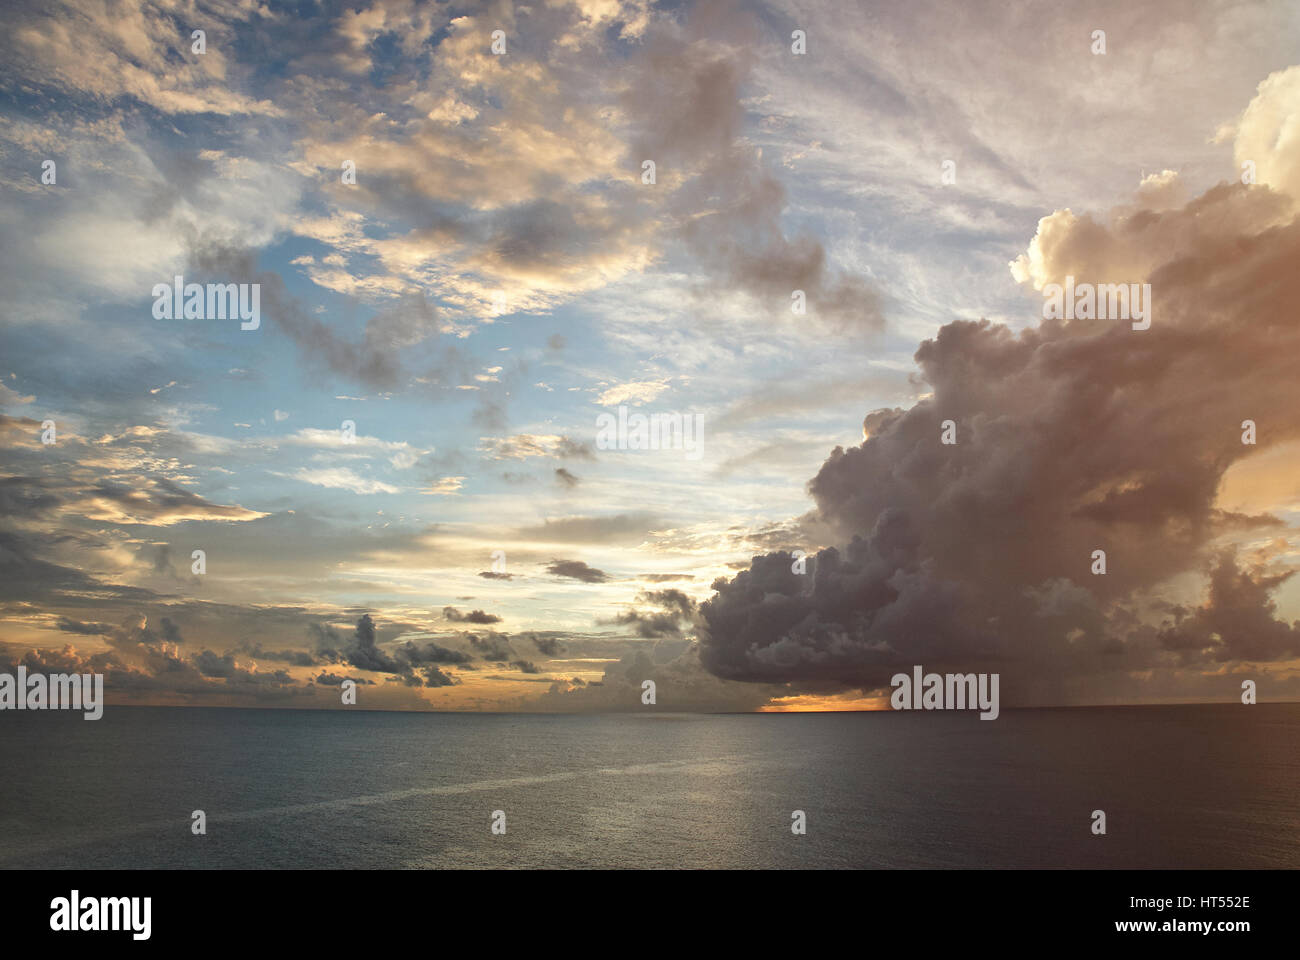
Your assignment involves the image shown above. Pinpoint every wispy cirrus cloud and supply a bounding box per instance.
[287,468,400,496]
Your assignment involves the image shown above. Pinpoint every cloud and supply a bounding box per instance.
[396,641,474,666]
[1157,551,1300,663]
[268,0,881,345]
[193,649,243,678]
[289,468,400,495]
[0,382,35,406]
[468,632,514,662]
[699,82,1300,705]
[546,559,612,583]
[313,614,478,688]
[518,514,659,544]
[188,248,467,392]
[337,614,405,673]
[418,665,460,687]
[240,642,317,667]
[3,613,298,700]
[280,428,428,467]
[442,606,502,624]
[315,672,375,686]
[3,0,284,117]
[530,643,782,713]
[609,588,699,638]
[619,2,885,334]
[5,3,1298,718]
[522,632,565,656]
[0,466,267,526]
[596,380,671,406]
[1234,66,1300,203]
[423,476,465,496]
[54,617,113,636]
[478,434,594,460]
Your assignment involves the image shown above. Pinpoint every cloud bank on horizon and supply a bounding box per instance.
[1,0,1299,711]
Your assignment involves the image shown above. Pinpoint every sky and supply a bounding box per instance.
[1,0,1299,713]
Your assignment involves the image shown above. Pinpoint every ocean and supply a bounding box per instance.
[2,703,1296,869]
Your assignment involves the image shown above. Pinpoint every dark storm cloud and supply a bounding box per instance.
[442,606,502,624]
[554,467,580,488]
[485,673,556,684]
[313,615,477,681]
[240,642,318,667]
[315,672,375,686]
[639,589,697,616]
[419,665,460,688]
[510,660,541,674]
[55,617,113,636]
[341,613,405,673]
[608,588,699,639]
[158,617,184,644]
[193,649,241,678]
[611,610,687,639]
[521,632,565,656]
[546,559,611,583]
[149,544,174,576]
[396,640,474,665]
[468,632,514,662]
[308,621,345,662]
[700,178,1300,705]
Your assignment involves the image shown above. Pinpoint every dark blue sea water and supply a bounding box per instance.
[2,704,1296,868]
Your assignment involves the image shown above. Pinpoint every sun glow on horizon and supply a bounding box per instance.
[759,694,890,713]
